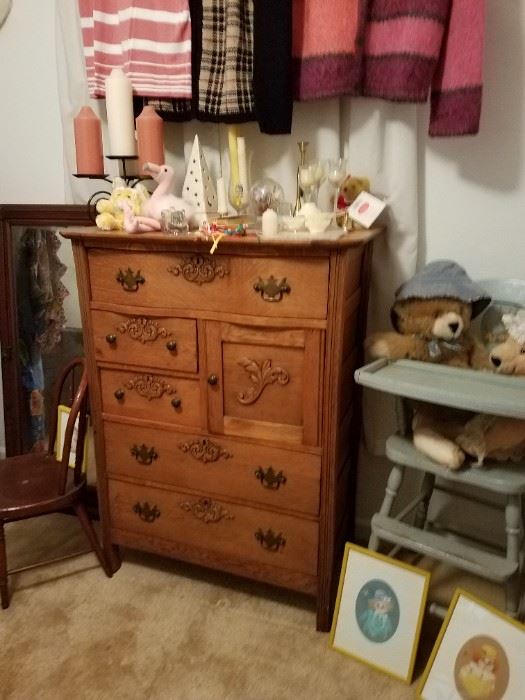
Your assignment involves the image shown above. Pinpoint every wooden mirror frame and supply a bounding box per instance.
[0,204,91,456]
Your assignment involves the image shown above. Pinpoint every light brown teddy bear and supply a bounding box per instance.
[413,311,525,469]
[336,175,370,227]
[366,260,491,369]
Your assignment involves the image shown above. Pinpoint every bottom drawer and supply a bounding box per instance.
[108,479,318,576]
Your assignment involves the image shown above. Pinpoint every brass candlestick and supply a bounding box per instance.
[293,141,309,215]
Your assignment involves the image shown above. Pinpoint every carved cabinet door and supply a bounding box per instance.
[205,322,323,447]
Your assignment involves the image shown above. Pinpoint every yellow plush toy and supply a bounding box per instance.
[95,183,150,231]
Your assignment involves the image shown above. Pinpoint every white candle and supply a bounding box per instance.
[105,68,137,156]
[237,136,248,200]
[216,177,228,214]
[261,208,278,237]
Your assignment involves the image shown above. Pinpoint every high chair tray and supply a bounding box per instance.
[354,358,525,419]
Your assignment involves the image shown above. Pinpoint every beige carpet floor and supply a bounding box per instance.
[0,514,511,700]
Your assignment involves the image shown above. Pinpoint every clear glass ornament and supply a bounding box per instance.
[249,178,285,216]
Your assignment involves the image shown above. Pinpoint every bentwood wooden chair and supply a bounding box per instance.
[0,357,112,609]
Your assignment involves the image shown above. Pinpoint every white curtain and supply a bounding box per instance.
[55,3,419,454]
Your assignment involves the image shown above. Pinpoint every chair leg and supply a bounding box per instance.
[0,521,9,609]
[504,495,522,618]
[74,502,113,578]
[369,464,405,551]
[414,472,436,530]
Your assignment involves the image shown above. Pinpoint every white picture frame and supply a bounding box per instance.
[346,191,386,228]
[329,542,430,684]
[417,587,525,699]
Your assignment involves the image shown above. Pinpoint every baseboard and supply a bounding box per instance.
[0,446,5,460]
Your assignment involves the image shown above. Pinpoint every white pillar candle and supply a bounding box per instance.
[261,208,278,237]
[237,136,248,200]
[105,68,137,156]
[216,177,228,214]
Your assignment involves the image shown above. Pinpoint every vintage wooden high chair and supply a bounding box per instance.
[0,357,111,608]
[355,280,525,619]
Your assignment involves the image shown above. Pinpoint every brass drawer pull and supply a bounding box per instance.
[171,397,182,409]
[255,528,286,552]
[179,438,232,463]
[254,466,287,490]
[253,276,291,303]
[105,333,117,345]
[180,497,234,523]
[166,340,177,351]
[207,374,218,386]
[133,502,160,523]
[116,268,145,292]
[130,444,158,466]
[114,388,125,400]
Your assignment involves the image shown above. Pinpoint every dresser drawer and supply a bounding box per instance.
[88,249,329,319]
[92,310,197,373]
[108,479,318,576]
[100,368,200,428]
[104,422,321,516]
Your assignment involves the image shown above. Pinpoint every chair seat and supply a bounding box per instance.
[386,434,525,495]
[0,453,84,519]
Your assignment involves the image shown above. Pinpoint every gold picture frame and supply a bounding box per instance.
[329,542,430,684]
[417,587,525,699]
[55,404,91,471]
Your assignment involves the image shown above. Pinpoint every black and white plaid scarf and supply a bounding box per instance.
[198,0,255,120]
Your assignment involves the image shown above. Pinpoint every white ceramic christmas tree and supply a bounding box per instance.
[183,134,217,224]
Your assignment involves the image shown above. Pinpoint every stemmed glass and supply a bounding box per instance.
[229,181,249,215]
[326,158,348,215]
[299,159,326,207]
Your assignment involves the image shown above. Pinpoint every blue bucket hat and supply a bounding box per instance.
[395,260,491,319]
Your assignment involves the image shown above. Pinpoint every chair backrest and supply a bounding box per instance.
[46,357,89,495]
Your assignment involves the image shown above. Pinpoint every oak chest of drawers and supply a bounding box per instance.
[63,227,379,631]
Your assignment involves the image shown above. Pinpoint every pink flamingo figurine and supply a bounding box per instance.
[121,162,194,233]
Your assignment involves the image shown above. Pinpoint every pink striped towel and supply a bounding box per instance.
[78,0,192,98]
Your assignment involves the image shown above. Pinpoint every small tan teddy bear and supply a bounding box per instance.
[366,260,491,369]
[413,310,525,469]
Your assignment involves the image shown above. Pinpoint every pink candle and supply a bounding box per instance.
[136,105,165,171]
[73,106,104,175]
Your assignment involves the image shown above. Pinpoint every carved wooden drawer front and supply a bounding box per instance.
[108,479,319,576]
[104,422,321,516]
[88,249,329,319]
[206,323,322,446]
[99,368,200,428]
[92,310,198,373]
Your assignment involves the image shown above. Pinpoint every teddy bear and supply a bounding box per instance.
[366,260,491,369]
[335,175,370,227]
[412,311,525,469]
[95,182,150,231]
[337,175,370,210]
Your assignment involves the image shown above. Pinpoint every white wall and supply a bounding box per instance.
[1,2,524,538]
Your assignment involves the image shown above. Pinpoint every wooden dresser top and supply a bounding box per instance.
[61,226,383,253]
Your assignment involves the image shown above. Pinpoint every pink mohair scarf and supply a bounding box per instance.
[292,0,486,136]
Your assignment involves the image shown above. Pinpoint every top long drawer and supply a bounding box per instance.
[88,249,329,319]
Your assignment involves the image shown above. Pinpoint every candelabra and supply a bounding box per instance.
[74,155,151,222]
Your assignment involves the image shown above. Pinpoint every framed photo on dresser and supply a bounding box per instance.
[329,542,430,684]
